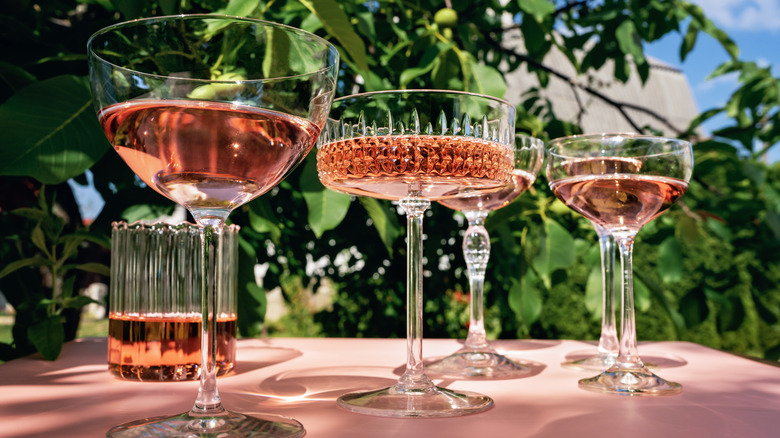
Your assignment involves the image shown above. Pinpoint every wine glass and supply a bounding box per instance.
[88,15,338,435]
[560,223,620,371]
[546,133,692,396]
[317,90,516,416]
[425,135,544,379]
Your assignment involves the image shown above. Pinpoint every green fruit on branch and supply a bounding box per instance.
[434,8,458,28]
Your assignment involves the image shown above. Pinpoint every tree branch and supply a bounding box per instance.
[490,37,687,135]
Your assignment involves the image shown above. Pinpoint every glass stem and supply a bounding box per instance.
[192,223,227,417]
[397,196,433,391]
[462,211,490,350]
[595,227,619,357]
[615,233,643,369]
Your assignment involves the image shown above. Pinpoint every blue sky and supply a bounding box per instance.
[645,0,780,160]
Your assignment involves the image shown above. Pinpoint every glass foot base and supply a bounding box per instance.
[107,410,305,437]
[426,350,531,379]
[337,384,493,418]
[561,351,617,372]
[578,366,682,396]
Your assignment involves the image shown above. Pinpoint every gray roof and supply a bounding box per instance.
[502,31,699,137]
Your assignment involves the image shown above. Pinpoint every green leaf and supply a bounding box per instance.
[636,60,650,84]
[111,0,145,19]
[520,15,550,58]
[30,224,49,255]
[532,218,575,289]
[679,288,709,327]
[707,27,739,60]
[680,21,699,62]
[707,60,741,80]
[0,75,110,184]
[158,0,178,15]
[431,49,463,90]
[237,235,266,337]
[657,236,683,283]
[585,265,603,320]
[705,217,732,241]
[299,0,368,74]
[517,0,556,21]
[61,275,77,300]
[61,229,111,249]
[633,273,651,313]
[751,289,779,324]
[0,61,36,92]
[508,272,542,326]
[615,20,645,63]
[59,234,84,262]
[470,63,507,98]
[217,0,260,16]
[247,197,282,242]
[10,207,47,222]
[263,26,292,80]
[121,203,172,223]
[299,157,351,237]
[72,263,111,276]
[62,295,101,310]
[28,315,65,361]
[0,256,51,279]
[614,55,630,83]
[358,197,402,256]
[400,43,449,86]
[717,294,745,332]
[682,2,738,59]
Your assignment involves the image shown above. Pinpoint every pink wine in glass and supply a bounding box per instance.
[438,170,535,211]
[108,312,237,381]
[99,100,320,211]
[550,174,688,232]
[317,135,514,200]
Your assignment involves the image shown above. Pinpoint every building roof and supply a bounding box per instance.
[502,30,699,137]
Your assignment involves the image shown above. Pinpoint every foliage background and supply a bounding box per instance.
[1,0,779,362]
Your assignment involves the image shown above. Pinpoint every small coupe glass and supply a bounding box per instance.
[317,90,516,416]
[88,14,338,436]
[426,135,544,379]
[546,133,692,396]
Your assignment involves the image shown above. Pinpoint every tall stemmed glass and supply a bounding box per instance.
[88,15,338,435]
[546,133,692,396]
[426,135,544,379]
[317,90,516,416]
[560,224,620,371]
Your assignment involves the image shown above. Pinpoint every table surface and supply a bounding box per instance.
[1,337,779,437]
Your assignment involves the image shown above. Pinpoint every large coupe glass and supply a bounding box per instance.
[426,135,544,379]
[546,133,692,396]
[88,15,338,436]
[317,90,515,416]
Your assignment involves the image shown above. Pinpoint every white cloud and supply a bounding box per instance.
[692,0,780,32]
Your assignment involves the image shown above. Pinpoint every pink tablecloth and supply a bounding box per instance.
[1,337,779,437]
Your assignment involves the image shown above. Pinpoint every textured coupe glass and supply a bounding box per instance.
[89,14,338,436]
[317,90,515,416]
[426,135,544,379]
[547,133,692,396]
